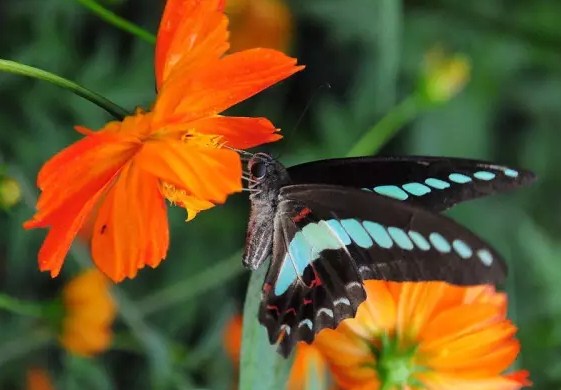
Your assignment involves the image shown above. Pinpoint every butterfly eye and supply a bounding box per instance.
[250,161,267,179]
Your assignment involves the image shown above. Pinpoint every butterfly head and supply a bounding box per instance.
[246,153,291,199]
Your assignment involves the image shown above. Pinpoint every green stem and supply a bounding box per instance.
[138,251,244,316]
[347,93,427,157]
[0,59,128,120]
[0,293,45,318]
[75,0,156,44]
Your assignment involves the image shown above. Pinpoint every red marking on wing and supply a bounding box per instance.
[292,207,312,223]
[284,307,297,316]
[266,304,280,315]
[303,298,312,305]
[262,283,272,295]
[308,265,323,288]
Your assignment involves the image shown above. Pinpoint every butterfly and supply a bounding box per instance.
[242,153,535,357]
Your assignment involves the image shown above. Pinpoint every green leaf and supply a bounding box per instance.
[239,262,293,390]
[62,354,115,390]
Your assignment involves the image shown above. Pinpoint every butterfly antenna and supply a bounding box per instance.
[224,145,254,162]
[276,82,332,159]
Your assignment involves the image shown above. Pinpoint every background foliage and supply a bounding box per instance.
[1,0,560,388]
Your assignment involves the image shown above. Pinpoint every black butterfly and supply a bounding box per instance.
[242,153,535,357]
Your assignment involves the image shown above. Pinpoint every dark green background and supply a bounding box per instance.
[0,0,559,389]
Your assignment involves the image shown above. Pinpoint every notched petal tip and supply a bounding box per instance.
[74,125,96,136]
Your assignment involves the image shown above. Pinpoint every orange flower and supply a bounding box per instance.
[26,368,55,390]
[60,269,116,356]
[314,281,531,390]
[288,343,329,390]
[224,313,244,365]
[227,0,293,53]
[24,0,303,281]
[223,314,329,389]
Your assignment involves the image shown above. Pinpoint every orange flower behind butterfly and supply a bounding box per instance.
[223,314,329,389]
[24,0,303,281]
[226,0,293,53]
[314,281,531,390]
[60,269,116,356]
[26,368,55,390]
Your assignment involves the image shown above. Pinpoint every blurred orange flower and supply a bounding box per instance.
[227,0,293,53]
[26,368,55,390]
[60,269,116,356]
[314,281,531,390]
[223,314,329,389]
[24,0,303,282]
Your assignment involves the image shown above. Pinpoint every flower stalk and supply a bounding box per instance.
[0,59,128,119]
[0,293,45,318]
[74,0,156,44]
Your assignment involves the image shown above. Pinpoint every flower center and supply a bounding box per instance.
[369,333,426,390]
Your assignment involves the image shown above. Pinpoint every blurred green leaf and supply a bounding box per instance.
[62,355,115,390]
[239,263,292,390]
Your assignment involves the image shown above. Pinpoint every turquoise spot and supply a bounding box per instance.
[374,185,409,200]
[474,171,496,181]
[302,222,345,254]
[448,173,472,184]
[402,182,431,196]
[363,221,393,249]
[325,219,351,245]
[504,169,519,178]
[425,178,450,190]
[429,233,451,253]
[477,249,494,266]
[276,220,351,296]
[341,219,373,248]
[408,231,430,251]
[288,233,313,276]
[452,239,473,259]
[276,256,299,296]
[387,227,414,250]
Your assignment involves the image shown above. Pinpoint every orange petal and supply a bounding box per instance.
[420,371,529,390]
[154,48,303,124]
[188,115,282,149]
[348,281,396,337]
[505,370,532,387]
[138,138,242,204]
[91,163,169,282]
[288,343,328,390]
[394,282,448,342]
[31,188,109,277]
[419,303,505,346]
[314,328,375,387]
[422,322,519,373]
[155,0,228,89]
[27,132,140,226]
[24,133,139,277]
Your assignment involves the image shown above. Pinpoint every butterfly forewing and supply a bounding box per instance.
[287,156,535,211]
[259,184,508,356]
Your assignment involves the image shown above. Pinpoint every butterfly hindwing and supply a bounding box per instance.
[259,184,508,356]
[259,200,366,356]
[287,156,535,211]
